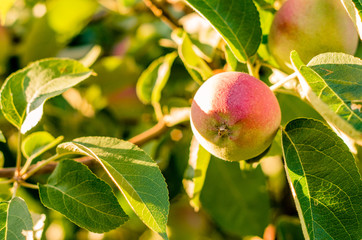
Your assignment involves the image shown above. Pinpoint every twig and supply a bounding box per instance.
[143,0,181,30]
[12,182,19,198]
[0,118,171,178]
[128,119,168,146]
[0,179,15,184]
[270,72,297,92]
[22,153,73,180]
[246,58,261,79]
[19,181,39,189]
[0,157,99,179]
[20,136,64,175]
[15,132,22,178]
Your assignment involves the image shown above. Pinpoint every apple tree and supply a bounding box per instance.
[0,0,360,239]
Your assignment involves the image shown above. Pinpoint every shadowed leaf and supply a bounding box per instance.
[39,160,128,233]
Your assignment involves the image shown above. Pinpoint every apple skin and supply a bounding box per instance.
[190,72,281,161]
[268,0,359,73]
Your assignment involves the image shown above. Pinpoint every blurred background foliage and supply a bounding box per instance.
[0,0,307,239]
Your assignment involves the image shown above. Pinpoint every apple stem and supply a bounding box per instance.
[246,59,261,79]
[269,72,298,92]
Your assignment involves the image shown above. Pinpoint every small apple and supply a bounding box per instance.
[268,0,359,72]
[190,72,281,161]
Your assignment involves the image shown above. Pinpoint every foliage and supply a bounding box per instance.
[0,0,360,239]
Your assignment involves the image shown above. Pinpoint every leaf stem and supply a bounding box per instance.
[269,72,297,92]
[0,179,15,185]
[246,59,261,79]
[12,181,19,198]
[152,102,164,121]
[22,152,72,180]
[20,181,39,189]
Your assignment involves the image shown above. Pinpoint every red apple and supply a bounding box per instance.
[268,0,358,73]
[190,72,281,161]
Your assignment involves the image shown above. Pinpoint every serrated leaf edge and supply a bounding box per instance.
[59,141,169,239]
[291,52,362,144]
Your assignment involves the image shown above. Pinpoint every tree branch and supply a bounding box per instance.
[0,120,169,179]
[143,0,181,30]
[128,119,168,146]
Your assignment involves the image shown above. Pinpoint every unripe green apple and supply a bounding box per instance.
[268,0,359,72]
[190,72,281,161]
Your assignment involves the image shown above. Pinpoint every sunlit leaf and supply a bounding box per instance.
[39,160,128,233]
[282,118,362,240]
[223,44,248,72]
[291,51,362,143]
[0,197,33,240]
[57,137,169,240]
[185,0,262,62]
[22,131,63,159]
[183,137,210,211]
[200,158,270,237]
[175,30,213,84]
[0,58,92,134]
[136,52,177,104]
[0,130,5,143]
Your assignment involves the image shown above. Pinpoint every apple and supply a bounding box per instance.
[190,72,281,161]
[268,0,358,72]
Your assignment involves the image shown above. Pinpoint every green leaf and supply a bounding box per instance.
[39,159,128,233]
[136,52,177,104]
[0,58,92,134]
[276,216,304,240]
[185,0,262,62]
[341,0,362,39]
[291,51,362,143]
[0,197,33,240]
[276,92,324,126]
[223,44,248,72]
[22,131,63,158]
[0,130,5,143]
[175,30,213,84]
[57,137,169,240]
[282,118,362,240]
[200,158,270,237]
[183,137,211,212]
